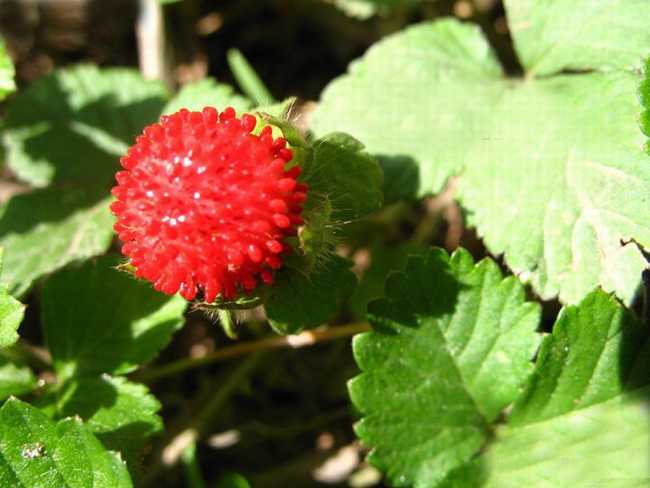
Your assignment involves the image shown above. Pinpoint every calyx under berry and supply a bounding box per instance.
[110,106,308,303]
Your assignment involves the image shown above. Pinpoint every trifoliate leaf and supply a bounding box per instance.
[0,189,114,297]
[40,375,162,470]
[0,38,15,101]
[0,249,24,347]
[313,16,650,305]
[42,255,186,377]
[504,0,650,76]
[444,290,650,487]
[265,255,357,334]
[305,133,383,222]
[349,248,540,486]
[162,78,253,116]
[3,64,167,187]
[0,398,132,487]
[0,357,36,400]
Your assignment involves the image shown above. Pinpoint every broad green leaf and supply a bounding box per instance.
[264,255,357,334]
[3,64,167,187]
[305,133,383,222]
[42,255,186,377]
[313,17,650,305]
[349,248,540,486]
[444,290,650,487]
[0,38,15,101]
[0,398,132,487]
[162,78,252,116]
[312,20,503,200]
[504,0,650,76]
[0,357,35,400]
[0,249,24,347]
[350,241,425,319]
[41,376,162,468]
[0,189,114,297]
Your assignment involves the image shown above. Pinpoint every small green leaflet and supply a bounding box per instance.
[42,255,186,378]
[39,375,162,471]
[349,248,540,486]
[162,78,253,116]
[0,249,24,347]
[312,8,650,305]
[0,398,132,487]
[0,38,15,101]
[441,290,650,487]
[265,255,357,334]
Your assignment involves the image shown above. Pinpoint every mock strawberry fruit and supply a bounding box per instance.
[110,106,307,302]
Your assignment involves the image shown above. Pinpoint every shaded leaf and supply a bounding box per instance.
[0,357,35,400]
[265,255,357,334]
[3,64,167,187]
[0,398,132,487]
[349,248,540,486]
[0,189,114,297]
[42,255,186,377]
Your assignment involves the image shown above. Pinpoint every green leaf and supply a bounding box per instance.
[641,58,650,144]
[0,398,132,487]
[349,248,540,486]
[313,17,650,305]
[42,255,186,377]
[3,64,167,187]
[264,255,357,334]
[0,189,114,297]
[41,375,162,468]
[162,78,253,116]
[350,241,425,319]
[448,290,650,487]
[0,249,24,347]
[0,357,36,400]
[305,133,383,222]
[0,38,15,101]
[504,0,650,76]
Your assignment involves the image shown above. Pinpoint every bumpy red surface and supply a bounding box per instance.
[110,107,307,302]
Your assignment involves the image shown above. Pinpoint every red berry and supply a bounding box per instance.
[110,107,307,302]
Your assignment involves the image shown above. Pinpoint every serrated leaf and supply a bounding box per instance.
[313,17,650,305]
[349,248,540,486]
[350,241,425,319]
[0,398,132,487]
[0,189,114,297]
[42,255,186,377]
[0,357,36,400]
[264,255,357,334]
[40,375,162,470]
[3,64,167,187]
[445,290,650,487]
[305,133,383,222]
[162,78,252,116]
[504,0,650,76]
[0,249,24,347]
[0,38,15,101]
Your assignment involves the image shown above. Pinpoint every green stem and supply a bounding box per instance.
[181,441,205,488]
[227,48,274,106]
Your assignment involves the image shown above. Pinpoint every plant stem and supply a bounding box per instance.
[227,48,275,106]
[134,322,370,384]
[144,353,264,486]
[180,441,205,488]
